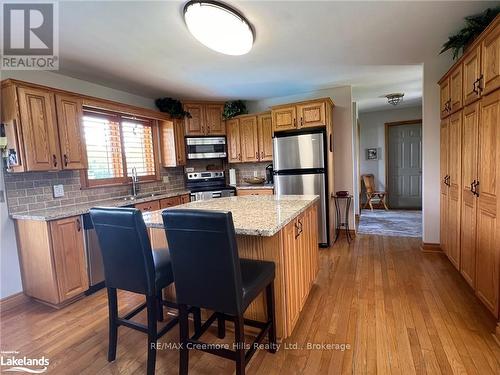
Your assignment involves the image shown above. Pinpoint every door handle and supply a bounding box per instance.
[52,154,58,167]
[76,218,81,232]
[478,74,484,93]
[300,117,303,127]
[293,118,297,127]
[63,154,68,167]
[256,151,259,160]
[473,180,480,197]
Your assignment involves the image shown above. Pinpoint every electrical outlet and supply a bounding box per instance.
[253,170,258,177]
[53,184,64,198]
[162,176,169,183]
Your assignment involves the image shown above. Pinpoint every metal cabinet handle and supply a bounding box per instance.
[300,117,303,127]
[293,118,297,127]
[470,180,476,194]
[261,151,264,159]
[256,151,259,160]
[477,75,484,93]
[238,153,241,160]
[473,180,480,197]
[76,218,81,232]
[52,154,58,167]
[63,154,68,167]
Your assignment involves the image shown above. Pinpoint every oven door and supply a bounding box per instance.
[186,137,227,159]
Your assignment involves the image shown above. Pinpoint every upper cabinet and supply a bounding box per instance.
[226,112,273,164]
[449,65,463,113]
[271,98,332,132]
[183,101,225,136]
[17,86,62,171]
[55,94,87,170]
[439,76,451,118]
[160,118,186,167]
[463,46,482,105]
[481,20,500,95]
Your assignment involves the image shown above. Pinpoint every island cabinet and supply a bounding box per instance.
[226,112,273,164]
[271,98,331,132]
[1,81,88,172]
[160,118,186,167]
[183,101,225,136]
[15,216,88,308]
[147,199,319,339]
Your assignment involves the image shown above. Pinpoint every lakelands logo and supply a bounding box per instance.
[0,351,49,373]
[1,1,59,70]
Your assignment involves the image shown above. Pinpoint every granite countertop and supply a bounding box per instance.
[235,184,274,190]
[10,190,190,221]
[142,195,319,237]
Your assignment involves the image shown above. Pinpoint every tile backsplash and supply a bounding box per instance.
[4,168,185,214]
[229,162,272,184]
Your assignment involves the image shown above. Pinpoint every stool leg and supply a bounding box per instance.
[234,315,246,375]
[265,282,277,353]
[107,287,118,362]
[192,307,202,337]
[179,304,190,375]
[156,290,164,322]
[146,295,158,375]
[217,313,226,339]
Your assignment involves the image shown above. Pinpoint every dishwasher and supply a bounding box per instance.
[82,213,105,293]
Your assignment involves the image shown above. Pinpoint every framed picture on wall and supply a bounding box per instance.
[366,148,378,160]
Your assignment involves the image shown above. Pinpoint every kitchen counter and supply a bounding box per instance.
[10,189,190,221]
[142,194,318,236]
[235,184,274,190]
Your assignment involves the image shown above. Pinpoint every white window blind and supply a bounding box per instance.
[83,115,124,180]
[122,120,156,177]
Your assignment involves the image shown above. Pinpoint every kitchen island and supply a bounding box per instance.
[142,195,320,339]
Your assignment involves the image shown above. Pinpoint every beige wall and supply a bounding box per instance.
[247,86,355,227]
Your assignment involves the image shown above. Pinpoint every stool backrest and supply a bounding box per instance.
[162,209,244,315]
[362,174,376,193]
[90,207,156,295]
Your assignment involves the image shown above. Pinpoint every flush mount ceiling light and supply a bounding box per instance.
[386,93,404,106]
[183,0,254,55]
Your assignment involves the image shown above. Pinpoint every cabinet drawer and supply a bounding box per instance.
[237,188,273,196]
[159,196,181,209]
[135,200,161,212]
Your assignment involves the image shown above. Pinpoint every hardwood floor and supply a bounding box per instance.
[1,234,499,374]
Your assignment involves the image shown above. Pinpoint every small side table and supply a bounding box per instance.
[333,195,353,243]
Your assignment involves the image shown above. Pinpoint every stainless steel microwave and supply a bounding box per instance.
[186,137,227,159]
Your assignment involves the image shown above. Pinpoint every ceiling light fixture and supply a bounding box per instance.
[386,93,404,106]
[183,1,254,56]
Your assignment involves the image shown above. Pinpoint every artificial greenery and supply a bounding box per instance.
[223,100,248,120]
[155,97,191,119]
[440,6,500,60]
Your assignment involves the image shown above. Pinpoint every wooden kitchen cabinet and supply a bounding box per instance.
[236,188,273,196]
[180,194,191,204]
[463,46,482,105]
[135,200,161,212]
[160,196,181,209]
[449,65,463,113]
[258,113,273,161]
[240,116,259,162]
[160,119,186,167]
[481,21,500,95]
[55,94,87,170]
[440,76,451,118]
[183,101,224,136]
[440,118,449,256]
[297,100,327,128]
[272,105,296,132]
[17,86,61,171]
[15,216,88,307]
[50,217,89,302]
[227,118,241,163]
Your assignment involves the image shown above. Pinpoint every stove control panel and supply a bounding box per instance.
[187,171,224,181]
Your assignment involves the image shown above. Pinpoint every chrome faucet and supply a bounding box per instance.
[131,167,139,197]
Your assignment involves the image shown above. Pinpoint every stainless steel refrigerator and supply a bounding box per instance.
[273,130,329,246]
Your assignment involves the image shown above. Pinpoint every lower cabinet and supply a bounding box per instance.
[135,200,161,212]
[15,216,88,307]
[236,188,273,196]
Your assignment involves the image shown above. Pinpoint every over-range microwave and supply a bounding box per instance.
[186,137,227,159]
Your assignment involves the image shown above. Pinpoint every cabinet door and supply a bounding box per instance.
[180,194,191,204]
[440,77,451,119]
[160,196,181,209]
[17,86,61,171]
[447,111,462,269]
[50,216,88,302]
[272,106,296,132]
[476,90,499,317]
[240,116,259,162]
[160,120,176,167]
[282,219,300,334]
[297,101,326,128]
[460,102,479,287]
[481,22,500,95]
[226,118,241,163]
[205,104,225,135]
[258,113,273,161]
[175,119,186,166]
[440,119,449,254]
[450,65,463,113]
[184,103,205,135]
[55,94,87,170]
[463,47,482,105]
[135,200,161,212]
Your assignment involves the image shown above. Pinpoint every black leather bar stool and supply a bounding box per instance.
[162,209,277,375]
[90,207,200,375]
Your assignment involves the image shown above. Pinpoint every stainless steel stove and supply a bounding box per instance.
[186,171,235,201]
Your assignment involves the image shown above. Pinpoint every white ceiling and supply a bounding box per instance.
[57,1,497,111]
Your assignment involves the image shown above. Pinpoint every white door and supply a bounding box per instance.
[387,123,422,208]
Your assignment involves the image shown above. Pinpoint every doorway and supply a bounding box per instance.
[385,120,422,209]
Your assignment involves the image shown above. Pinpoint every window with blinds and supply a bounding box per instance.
[82,110,158,187]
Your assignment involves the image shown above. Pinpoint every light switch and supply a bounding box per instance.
[53,184,64,198]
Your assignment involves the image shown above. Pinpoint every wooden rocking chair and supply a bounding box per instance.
[362,174,388,210]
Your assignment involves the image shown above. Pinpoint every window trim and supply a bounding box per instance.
[80,108,161,189]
